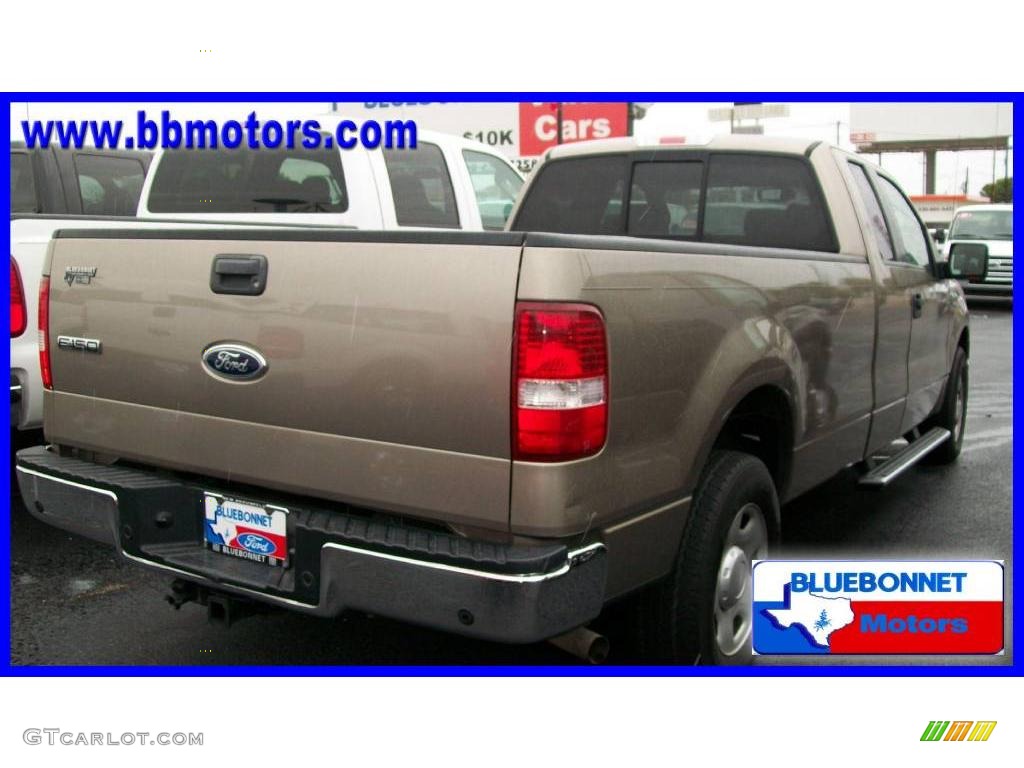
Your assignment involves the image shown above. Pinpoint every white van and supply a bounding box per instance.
[137,129,524,231]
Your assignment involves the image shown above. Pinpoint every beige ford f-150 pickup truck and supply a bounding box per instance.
[16,136,981,664]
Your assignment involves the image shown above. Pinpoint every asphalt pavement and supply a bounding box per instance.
[9,302,1013,667]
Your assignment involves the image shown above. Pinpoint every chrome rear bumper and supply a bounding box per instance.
[16,446,607,644]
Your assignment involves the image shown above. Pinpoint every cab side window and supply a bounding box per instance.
[462,150,523,230]
[874,176,931,268]
[847,162,894,261]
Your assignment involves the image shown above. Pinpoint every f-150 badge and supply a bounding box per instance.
[64,266,97,286]
[56,336,102,353]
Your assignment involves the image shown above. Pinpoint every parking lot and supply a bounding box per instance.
[9,302,1012,667]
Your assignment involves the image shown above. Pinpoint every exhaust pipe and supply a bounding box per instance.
[548,626,610,664]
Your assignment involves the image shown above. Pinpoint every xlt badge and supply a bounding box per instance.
[64,266,97,286]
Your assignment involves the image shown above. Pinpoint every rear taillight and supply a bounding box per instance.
[513,302,608,461]
[38,275,52,390]
[11,257,26,337]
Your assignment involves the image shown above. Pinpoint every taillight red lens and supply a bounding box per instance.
[513,302,608,461]
[11,257,26,338]
[38,275,52,390]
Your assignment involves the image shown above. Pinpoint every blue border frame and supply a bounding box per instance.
[3,91,1019,676]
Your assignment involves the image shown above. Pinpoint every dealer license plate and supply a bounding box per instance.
[203,493,288,566]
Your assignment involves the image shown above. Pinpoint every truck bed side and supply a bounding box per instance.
[510,233,877,593]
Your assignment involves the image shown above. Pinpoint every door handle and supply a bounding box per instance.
[912,292,924,319]
[210,254,268,296]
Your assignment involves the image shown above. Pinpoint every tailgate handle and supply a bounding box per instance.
[210,254,268,296]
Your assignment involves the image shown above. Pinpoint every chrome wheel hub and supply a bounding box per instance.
[713,502,768,657]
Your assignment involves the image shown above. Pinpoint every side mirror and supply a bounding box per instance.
[933,228,946,244]
[948,243,988,282]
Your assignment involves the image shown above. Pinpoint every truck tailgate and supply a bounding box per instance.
[43,229,525,531]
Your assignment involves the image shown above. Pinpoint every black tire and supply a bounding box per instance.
[634,450,779,665]
[923,345,968,465]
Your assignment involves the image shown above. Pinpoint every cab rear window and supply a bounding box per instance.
[147,147,348,214]
[703,154,835,252]
[513,155,626,235]
[73,153,147,216]
[514,152,837,253]
[11,152,37,213]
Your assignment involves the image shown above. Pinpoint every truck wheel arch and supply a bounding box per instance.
[685,379,796,539]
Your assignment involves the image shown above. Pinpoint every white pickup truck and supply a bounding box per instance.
[942,203,1013,298]
[11,143,152,431]
[137,129,524,231]
[11,131,523,431]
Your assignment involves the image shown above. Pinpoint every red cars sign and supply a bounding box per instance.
[338,101,632,172]
[518,102,629,156]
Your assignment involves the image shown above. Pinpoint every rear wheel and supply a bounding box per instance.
[924,345,968,465]
[635,450,778,664]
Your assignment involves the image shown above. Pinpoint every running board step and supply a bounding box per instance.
[859,427,951,487]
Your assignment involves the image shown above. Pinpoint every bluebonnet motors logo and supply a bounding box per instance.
[203,494,288,566]
[752,561,1003,654]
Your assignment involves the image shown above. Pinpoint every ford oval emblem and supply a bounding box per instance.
[236,532,276,555]
[202,343,268,382]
